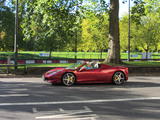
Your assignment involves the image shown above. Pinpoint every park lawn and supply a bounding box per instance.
[0,51,107,59]
[25,61,160,67]
[124,61,160,67]
[0,51,160,59]
[26,63,72,67]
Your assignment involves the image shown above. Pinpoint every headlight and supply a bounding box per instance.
[48,70,62,76]
[49,72,57,76]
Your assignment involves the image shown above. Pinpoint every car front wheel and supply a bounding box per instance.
[112,71,126,85]
[62,73,76,86]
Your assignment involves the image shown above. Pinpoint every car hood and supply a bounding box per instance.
[48,67,65,72]
[45,67,75,75]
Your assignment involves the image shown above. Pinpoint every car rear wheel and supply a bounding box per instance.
[62,73,76,86]
[112,71,126,85]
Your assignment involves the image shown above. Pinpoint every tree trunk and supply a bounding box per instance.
[49,48,52,59]
[145,45,149,60]
[104,0,121,64]
[145,50,148,59]
[100,49,103,59]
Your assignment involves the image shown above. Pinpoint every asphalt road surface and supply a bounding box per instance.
[0,76,160,120]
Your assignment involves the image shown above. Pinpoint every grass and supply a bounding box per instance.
[0,51,160,60]
[26,63,72,67]
[124,61,160,67]
[23,61,160,67]
[0,51,160,68]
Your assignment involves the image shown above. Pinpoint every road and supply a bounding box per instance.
[0,76,160,120]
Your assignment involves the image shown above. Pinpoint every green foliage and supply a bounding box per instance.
[136,14,160,52]
[21,0,83,51]
[120,16,128,52]
[80,11,109,52]
[0,1,14,51]
[79,0,109,52]
[131,0,146,24]
[1,0,160,55]
[120,0,160,53]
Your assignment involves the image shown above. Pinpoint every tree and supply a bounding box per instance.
[104,0,121,64]
[21,0,83,55]
[80,10,109,52]
[120,15,139,52]
[131,0,160,54]
[0,0,15,51]
[135,13,160,57]
[131,0,146,25]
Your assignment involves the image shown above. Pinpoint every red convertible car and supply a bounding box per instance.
[43,62,128,86]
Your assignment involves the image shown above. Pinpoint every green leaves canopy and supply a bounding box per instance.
[21,0,83,51]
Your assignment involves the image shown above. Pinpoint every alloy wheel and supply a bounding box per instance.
[113,71,125,85]
[62,73,76,86]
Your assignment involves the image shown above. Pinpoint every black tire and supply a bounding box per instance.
[51,83,55,86]
[62,73,76,86]
[112,71,126,85]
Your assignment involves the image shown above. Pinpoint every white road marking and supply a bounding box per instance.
[59,108,64,112]
[0,94,29,97]
[35,106,98,120]
[13,88,28,91]
[0,97,160,106]
[37,116,96,120]
[36,114,97,119]
[57,109,92,114]
[84,106,92,111]
[0,88,28,91]
[137,108,160,113]
[32,107,38,113]
[91,118,97,120]
[61,110,92,114]
[63,117,96,120]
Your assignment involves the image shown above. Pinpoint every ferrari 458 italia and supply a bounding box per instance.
[43,62,128,86]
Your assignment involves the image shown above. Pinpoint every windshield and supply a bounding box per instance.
[66,63,82,69]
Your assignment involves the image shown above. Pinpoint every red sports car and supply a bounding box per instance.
[43,62,128,86]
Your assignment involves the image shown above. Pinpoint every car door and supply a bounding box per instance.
[76,68,102,83]
[98,65,114,82]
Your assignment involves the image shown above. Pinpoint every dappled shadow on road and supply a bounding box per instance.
[54,81,160,88]
[124,81,160,88]
[0,79,160,120]
[88,100,160,120]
